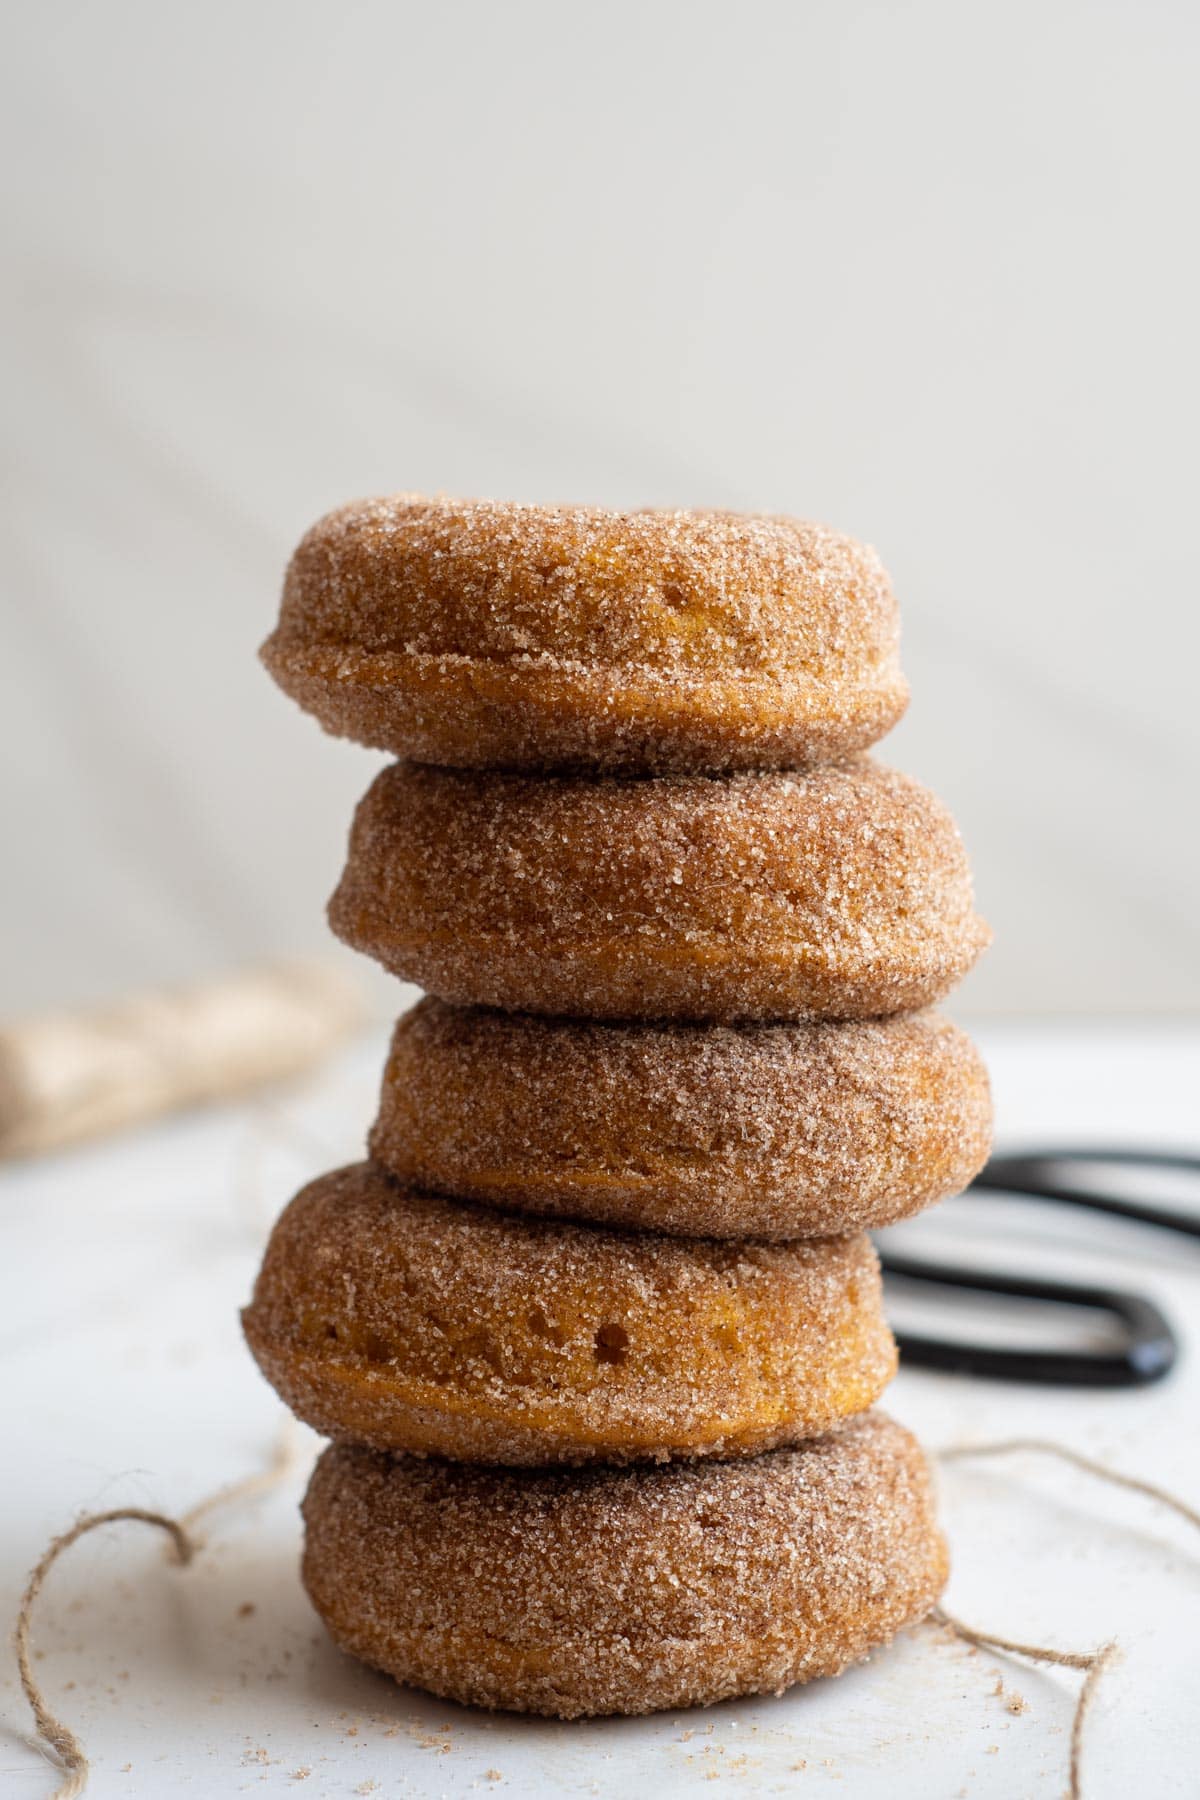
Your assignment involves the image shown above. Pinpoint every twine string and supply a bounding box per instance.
[179,1415,305,1541]
[12,1419,303,1800]
[15,1510,195,1800]
[13,1431,1198,1800]
[931,1605,1119,1800]
[934,1434,1200,1800]
[938,1435,1200,1534]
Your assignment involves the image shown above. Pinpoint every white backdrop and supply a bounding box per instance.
[4,0,1198,1015]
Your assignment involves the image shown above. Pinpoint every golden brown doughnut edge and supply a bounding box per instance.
[241,1163,897,1466]
[262,495,908,771]
[301,1412,948,1716]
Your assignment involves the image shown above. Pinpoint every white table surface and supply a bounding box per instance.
[2,1022,1198,1800]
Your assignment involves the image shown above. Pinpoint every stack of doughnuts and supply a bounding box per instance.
[245,497,991,1719]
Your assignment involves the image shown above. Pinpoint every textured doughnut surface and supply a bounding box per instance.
[330,759,990,1021]
[302,1412,947,1717]
[371,1001,993,1239]
[261,495,907,771]
[242,1163,895,1465]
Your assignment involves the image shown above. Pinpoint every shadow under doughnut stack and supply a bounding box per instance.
[244,496,993,1719]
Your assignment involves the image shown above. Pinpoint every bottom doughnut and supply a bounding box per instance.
[301,1411,947,1718]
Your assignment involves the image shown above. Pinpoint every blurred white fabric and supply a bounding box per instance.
[3,0,1198,1014]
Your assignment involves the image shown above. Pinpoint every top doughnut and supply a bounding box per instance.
[261,495,907,772]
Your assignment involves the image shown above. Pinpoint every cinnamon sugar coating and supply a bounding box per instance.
[301,1411,947,1717]
[242,1163,895,1465]
[330,759,990,1021]
[262,496,907,774]
[371,1001,992,1239]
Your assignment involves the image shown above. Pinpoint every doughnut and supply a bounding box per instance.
[260,495,907,772]
[329,758,990,1021]
[241,1163,895,1465]
[301,1411,947,1717]
[370,1001,993,1239]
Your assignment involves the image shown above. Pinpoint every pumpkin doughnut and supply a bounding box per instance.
[241,1163,895,1466]
[301,1411,947,1717]
[370,1001,992,1239]
[261,495,907,773]
[329,758,989,1022]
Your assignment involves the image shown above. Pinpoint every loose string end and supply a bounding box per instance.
[14,1508,198,1800]
[12,1417,302,1800]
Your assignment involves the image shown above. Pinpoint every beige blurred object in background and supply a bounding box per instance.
[0,959,366,1157]
[3,0,1197,1015]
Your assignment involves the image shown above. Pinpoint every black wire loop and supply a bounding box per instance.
[879,1147,1198,1387]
